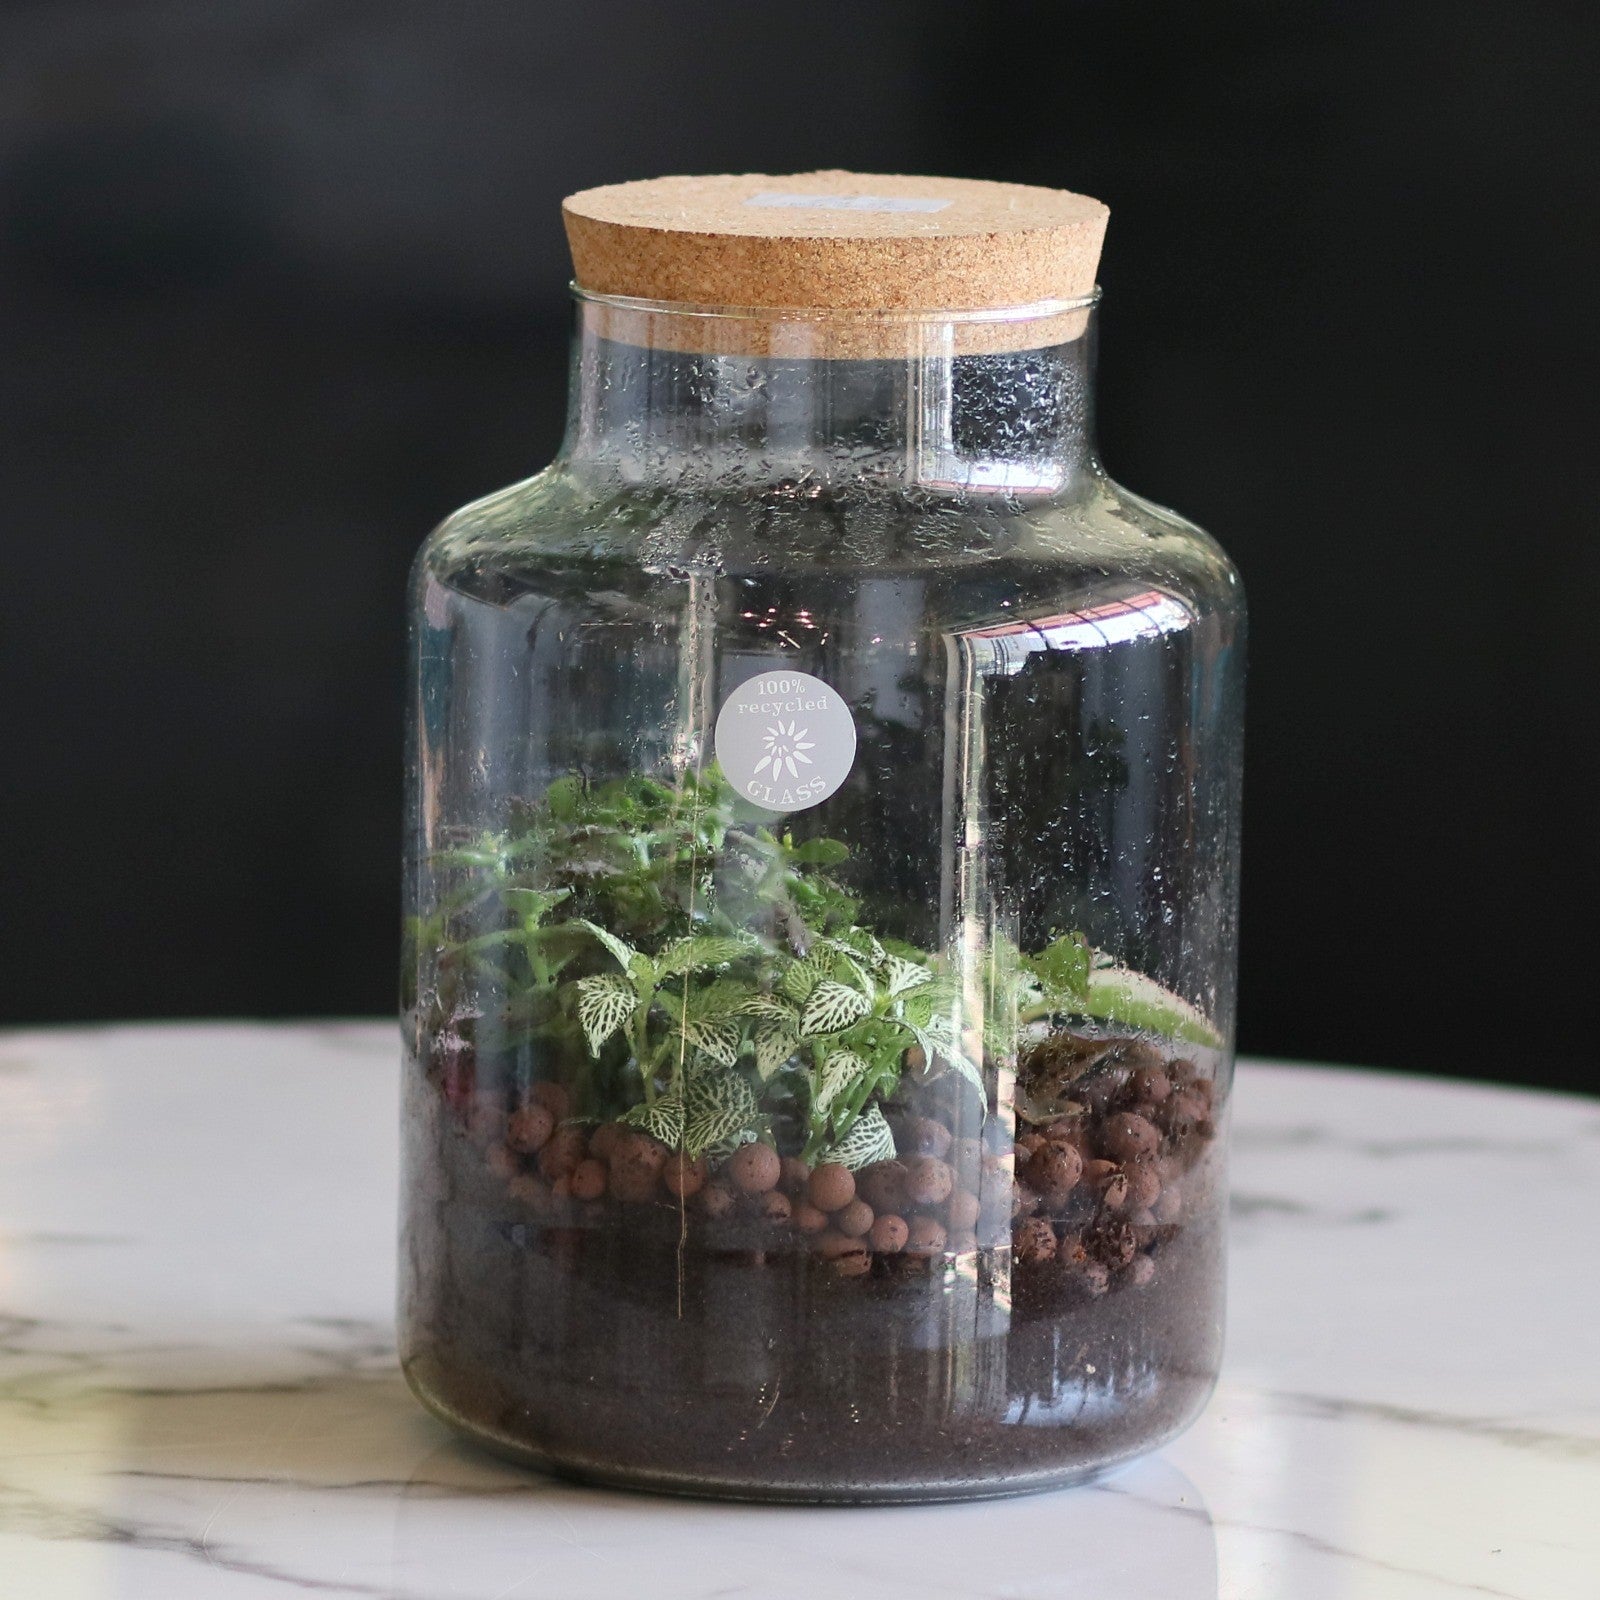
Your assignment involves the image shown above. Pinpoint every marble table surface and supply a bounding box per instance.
[0,1024,1595,1599]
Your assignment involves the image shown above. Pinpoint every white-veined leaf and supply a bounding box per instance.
[815,1049,871,1117]
[908,1024,987,1102]
[683,1017,741,1067]
[576,919,639,975]
[739,994,799,1020]
[682,979,754,1021]
[655,933,758,979]
[817,1103,896,1171]
[620,1091,684,1148]
[800,980,872,1038]
[682,1067,760,1158]
[883,955,933,997]
[575,974,636,1056]
[778,952,832,1006]
[752,1017,799,1080]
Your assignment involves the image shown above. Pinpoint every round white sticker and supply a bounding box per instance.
[714,671,857,813]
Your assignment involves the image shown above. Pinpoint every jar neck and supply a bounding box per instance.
[557,292,1100,497]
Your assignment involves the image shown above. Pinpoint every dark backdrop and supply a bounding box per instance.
[3,2,1594,1092]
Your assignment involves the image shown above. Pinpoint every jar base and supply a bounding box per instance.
[403,1359,1205,1504]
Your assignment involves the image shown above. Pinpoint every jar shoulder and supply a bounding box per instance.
[415,465,1244,623]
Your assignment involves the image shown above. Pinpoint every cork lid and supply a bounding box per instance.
[562,172,1108,356]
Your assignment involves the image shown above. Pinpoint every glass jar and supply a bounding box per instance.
[399,176,1244,1502]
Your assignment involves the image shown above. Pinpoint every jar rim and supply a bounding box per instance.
[570,283,1101,326]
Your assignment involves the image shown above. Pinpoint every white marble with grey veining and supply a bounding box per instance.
[0,1023,1595,1598]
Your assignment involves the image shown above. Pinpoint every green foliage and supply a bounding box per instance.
[415,762,1221,1160]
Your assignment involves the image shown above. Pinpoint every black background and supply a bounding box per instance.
[2,2,1594,1092]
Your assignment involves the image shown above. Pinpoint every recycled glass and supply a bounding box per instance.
[399,214,1245,1500]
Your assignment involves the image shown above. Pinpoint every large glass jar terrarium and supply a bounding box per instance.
[399,173,1245,1502]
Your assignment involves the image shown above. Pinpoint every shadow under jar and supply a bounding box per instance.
[399,174,1245,1503]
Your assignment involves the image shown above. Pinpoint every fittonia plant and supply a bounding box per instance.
[411,765,1220,1169]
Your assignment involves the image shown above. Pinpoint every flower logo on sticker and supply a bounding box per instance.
[754,720,815,781]
[715,672,856,814]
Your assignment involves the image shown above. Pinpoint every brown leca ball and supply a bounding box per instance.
[1016,1132,1045,1160]
[537,1126,588,1182]
[1025,1142,1083,1203]
[1101,1112,1162,1163]
[569,1158,608,1201]
[611,1130,668,1175]
[778,1156,812,1197]
[1093,1166,1130,1212]
[1162,1089,1210,1133]
[903,1156,955,1209]
[869,1213,909,1253]
[1123,1160,1162,1212]
[1080,1259,1111,1296]
[485,1143,518,1181]
[1013,1215,1056,1264]
[728,1142,782,1195]
[1127,1066,1172,1105]
[588,1121,623,1161]
[697,1180,738,1220]
[835,1198,875,1238]
[858,1160,908,1214]
[507,1173,547,1207]
[793,1202,830,1234]
[530,1081,571,1124]
[808,1162,856,1213]
[759,1189,793,1225]
[1153,1185,1183,1224]
[1092,1218,1139,1271]
[905,1215,947,1254]
[905,1116,953,1159]
[506,1104,554,1154]
[945,1189,982,1233]
[1011,1180,1041,1219]
[950,1137,984,1180]
[1126,1254,1157,1287]
[661,1153,708,1199]
[1043,1115,1089,1153]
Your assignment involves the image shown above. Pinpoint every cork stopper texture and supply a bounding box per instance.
[562,172,1108,357]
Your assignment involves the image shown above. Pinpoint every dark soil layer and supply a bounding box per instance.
[398,1042,1226,1503]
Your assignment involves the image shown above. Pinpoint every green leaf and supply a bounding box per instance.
[817,1103,896,1171]
[575,974,636,1056]
[656,933,758,979]
[800,980,873,1038]
[544,775,584,821]
[1081,966,1222,1048]
[783,836,849,867]
[1026,933,1092,1008]
[500,886,570,925]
